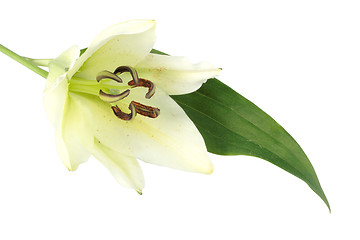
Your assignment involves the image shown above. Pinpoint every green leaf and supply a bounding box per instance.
[81,47,329,210]
[80,48,87,56]
[150,49,169,55]
[171,78,330,211]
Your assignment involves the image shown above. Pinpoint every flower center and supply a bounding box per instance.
[69,66,160,121]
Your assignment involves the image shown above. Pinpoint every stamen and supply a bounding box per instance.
[99,89,130,103]
[111,102,136,121]
[96,70,122,83]
[97,66,160,121]
[131,101,160,118]
[128,78,156,99]
[114,66,139,85]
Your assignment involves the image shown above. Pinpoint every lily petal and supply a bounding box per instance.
[91,139,145,191]
[128,88,214,173]
[69,90,213,174]
[69,20,156,80]
[43,46,79,127]
[44,46,89,170]
[135,53,221,95]
[54,98,90,170]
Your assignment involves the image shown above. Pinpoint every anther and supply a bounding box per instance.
[98,66,160,121]
[96,70,122,83]
[99,89,130,103]
[131,101,160,118]
[128,78,156,99]
[114,66,139,85]
[111,102,136,121]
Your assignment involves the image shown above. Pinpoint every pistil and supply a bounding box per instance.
[69,77,130,96]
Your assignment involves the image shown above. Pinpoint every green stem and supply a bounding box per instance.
[24,57,52,67]
[0,44,48,78]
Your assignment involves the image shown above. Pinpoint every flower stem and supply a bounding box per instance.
[0,44,49,79]
[24,57,52,67]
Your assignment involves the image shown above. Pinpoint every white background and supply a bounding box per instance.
[1,0,359,239]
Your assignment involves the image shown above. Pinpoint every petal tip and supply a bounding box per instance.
[64,161,74,171]
[195,158,214,175]
[202,164,214,175]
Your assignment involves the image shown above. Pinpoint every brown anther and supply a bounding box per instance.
[128,78,156,99]
[114,66,139,85]
[99,89,130,103]
[96,70,122,83]
[131,101,160,118]
[111,103,136,121]
[100,66,160,121]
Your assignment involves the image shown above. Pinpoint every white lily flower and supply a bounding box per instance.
[43,20,221,192]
